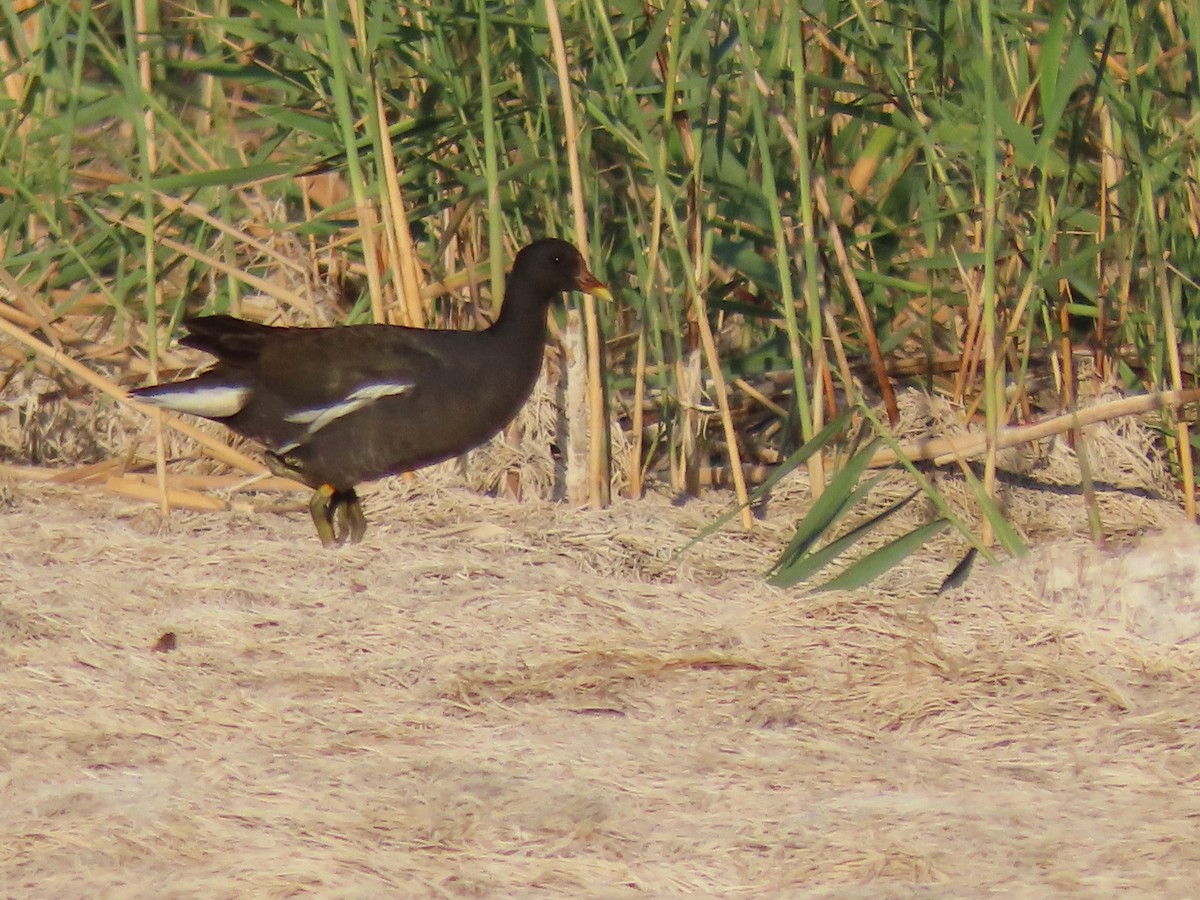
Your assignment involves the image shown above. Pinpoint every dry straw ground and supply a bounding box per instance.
[2,405,1200,896]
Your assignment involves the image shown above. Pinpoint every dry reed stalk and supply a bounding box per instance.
[129,0,175,517]
[545,0,609,508]
[698,388,1200,488]
[630,328,648,499]
[298,174,321,303]
[0,462,100,482]
[733,377,789,419]
[1153,258,1195,519]
[632,161,669,500]
[59,458,131,485]
[952,260,984,408]
[583,310,611,507]
[1058,296,1076,416]
[813,179,897,426]
[822,303,857,403]
[152,407,171,516]
[563,313,589,504]
[809,337,829,496]
[1098,105,1123,372]
[114,472,305,493]
[335,2,387,327]
[0,298,49,333]
[870,388,1200,467]
[104,474,228,510]
[373,83,425,328]
[134,0,155,170]
[949,240,999,544]
[0,269,65,355]
[357,201,387,325]
[688,287,752,529]
[675,351,701,495]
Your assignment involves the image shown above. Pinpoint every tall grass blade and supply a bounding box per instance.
[764,449,886,580]
[813,518,951,593]
[768,488,921,588]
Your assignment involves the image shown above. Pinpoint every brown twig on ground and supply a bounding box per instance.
[870,388,1200,468]
[698,388,1200,486]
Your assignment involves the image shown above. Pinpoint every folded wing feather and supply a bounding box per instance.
[275,381,413,452]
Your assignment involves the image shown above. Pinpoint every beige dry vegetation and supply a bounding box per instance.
[2,404,1200,896]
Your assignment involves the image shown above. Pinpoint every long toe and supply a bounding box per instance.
[344,495,367,544]
[330,489,366,545]
[308,484,339,549]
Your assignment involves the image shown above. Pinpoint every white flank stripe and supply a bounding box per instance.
[141,384,250,418]
[284,381,412,436]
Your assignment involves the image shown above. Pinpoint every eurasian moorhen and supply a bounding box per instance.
[133,238,611,546]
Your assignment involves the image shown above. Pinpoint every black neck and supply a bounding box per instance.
[489,280,557,344]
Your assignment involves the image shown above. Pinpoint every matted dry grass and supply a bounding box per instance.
[2,447,1200,897]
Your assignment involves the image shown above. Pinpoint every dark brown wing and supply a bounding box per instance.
[245,323,455,412]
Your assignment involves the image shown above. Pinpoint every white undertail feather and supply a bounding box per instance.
[276,381,413,452]
[136,383,250,418]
